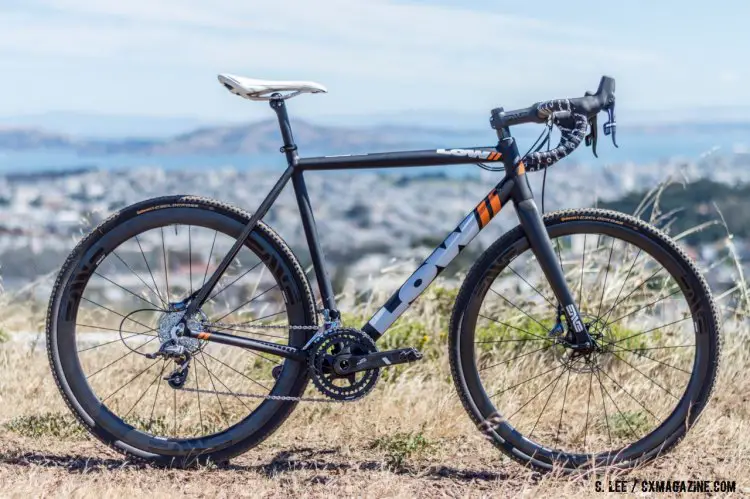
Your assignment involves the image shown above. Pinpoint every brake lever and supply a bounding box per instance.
[585,115,598,158]
[603,106,618,148]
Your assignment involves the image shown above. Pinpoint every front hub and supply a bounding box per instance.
[550,314,613,373]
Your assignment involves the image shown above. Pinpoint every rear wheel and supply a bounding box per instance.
[46,196,317,466]
[449,208,720,471]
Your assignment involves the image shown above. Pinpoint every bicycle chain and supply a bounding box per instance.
[182,320,351,403]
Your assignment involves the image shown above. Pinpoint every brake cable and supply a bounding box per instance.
[477,118,554,211]
[477,119,552,173]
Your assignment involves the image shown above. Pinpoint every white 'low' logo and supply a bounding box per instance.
[565,304,584,333]
[437,148,492,160]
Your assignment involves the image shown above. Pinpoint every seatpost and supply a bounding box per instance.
[270,94,299,167]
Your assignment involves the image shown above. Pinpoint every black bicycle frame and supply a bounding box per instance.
[183,96,592,358]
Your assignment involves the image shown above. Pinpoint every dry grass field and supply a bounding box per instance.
[1,283,748,498]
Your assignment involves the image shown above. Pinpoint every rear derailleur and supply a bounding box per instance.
[146,341,192,389]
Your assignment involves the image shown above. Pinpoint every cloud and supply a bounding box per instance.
[0,1,677,119]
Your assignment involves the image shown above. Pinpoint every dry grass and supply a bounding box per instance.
[1,286,749,497]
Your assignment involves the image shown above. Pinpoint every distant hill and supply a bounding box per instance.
[0,120,481,156]
[598,179,750,244]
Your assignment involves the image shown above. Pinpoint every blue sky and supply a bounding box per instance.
[1,0,748,130]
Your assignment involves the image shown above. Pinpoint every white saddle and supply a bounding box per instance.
[218,73,327,101]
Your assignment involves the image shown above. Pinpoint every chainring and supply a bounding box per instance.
[307,328,380,401]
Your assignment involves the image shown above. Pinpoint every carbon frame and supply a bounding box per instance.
[182,96,591,358]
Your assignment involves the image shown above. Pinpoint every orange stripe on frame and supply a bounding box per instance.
[477,202,490,227]
[489,191,501,214]
[517,161,526,175]
[197,332,211,340]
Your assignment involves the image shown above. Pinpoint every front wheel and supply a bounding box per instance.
[46,196,317,466]
[449,208,720,471]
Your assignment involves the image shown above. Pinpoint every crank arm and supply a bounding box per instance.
[184,329,306,361]
[334,347,423,375]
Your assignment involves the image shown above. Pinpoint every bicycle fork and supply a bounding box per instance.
[504,144,594,350]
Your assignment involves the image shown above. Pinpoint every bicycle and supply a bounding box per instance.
[46,74,720,471]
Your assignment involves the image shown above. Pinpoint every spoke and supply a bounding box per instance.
[111,250,162,305]
[479,344,554,372]
[475,337,550,344]
[609,351,679,399]
[598,366,661,423]
[202,350,271,393]
[193,355,252,413]
[611,316,691,345]
[202,231,218,288]
[207,261,262,303]
[556,367,572,446]
[600,249,642,324]
[604,265,666,321]
[213,283,280,323]
[597,237,616,317]
[578,234,587,307]
[614,344,695,353]
[101,359,161,403]
[505,360,577,422]
[194,351,204,434]
[555,237,564,269]
[594,367,613,445]
[246,350,282,365]
[489,364,565,400]
[235,309,288,326]
[199,350,228,423]
[148,360,166,433]
[611,345,693,374]
[507,265,555,308]
[80,297,156,332]
[93,271,164,310]
[595,367,641,442]
[606,288,681,327]
[188,225,193,297]
[173,387,177,436]
[86,336,158,379]
[489,287,552,331]
[77,330,158,353]
[478,314,554,344]
[124,361,167,419]
[583,369,594,448]
[161,227,170,303]
[529,364,568,439]
[76,322,157,336]
[135,234,166,306]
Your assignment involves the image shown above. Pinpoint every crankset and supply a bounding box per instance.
[306,328,423,401]
[332,347,422,375]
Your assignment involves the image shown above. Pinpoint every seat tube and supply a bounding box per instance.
[292,170,339,319]
[500,135,592,347]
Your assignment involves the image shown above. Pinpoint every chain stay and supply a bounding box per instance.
[192,320,347,403]
[203,321,319,331]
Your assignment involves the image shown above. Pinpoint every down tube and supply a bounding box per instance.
[362,176,516,341]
